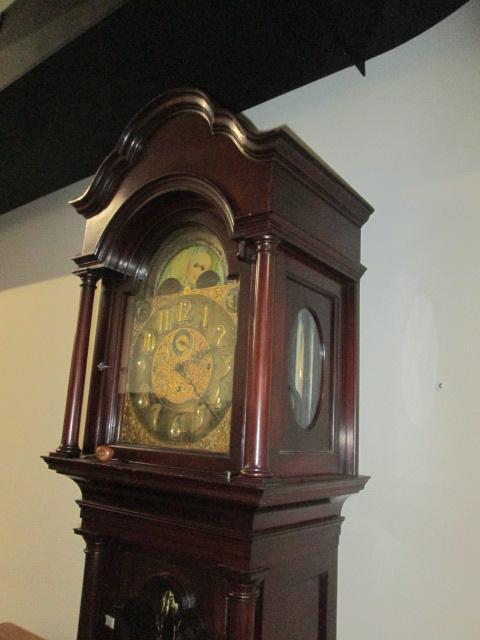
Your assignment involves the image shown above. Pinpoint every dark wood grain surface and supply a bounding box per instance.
[45,89,372,639]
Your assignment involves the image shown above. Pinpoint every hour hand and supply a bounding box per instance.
[174,361,202,399]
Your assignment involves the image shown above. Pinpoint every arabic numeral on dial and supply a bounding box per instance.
[142,331,156,353]
[157,309,172,333]
[169,414,185,439]
[201,304,209,328]
[178,300,192,323]
[216,324,226,346]
[209,386,223,410]
[192,404,207,434]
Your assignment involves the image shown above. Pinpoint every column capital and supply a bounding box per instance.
[253,234,281,253]
[216,566,266,586]
[75,530,109,555]
[73,266,119,285]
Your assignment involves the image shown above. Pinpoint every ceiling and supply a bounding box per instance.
[0,0,469,215]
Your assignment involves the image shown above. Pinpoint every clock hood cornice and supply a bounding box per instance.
[71,87,372,226]
[71,88,373,282]
[70,87,276,220]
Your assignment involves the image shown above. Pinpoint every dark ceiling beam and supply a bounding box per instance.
[0,0,125,90]
[304,1,367,76]
[0,0,469,215]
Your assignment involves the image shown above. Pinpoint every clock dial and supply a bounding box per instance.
[118,226,238,452]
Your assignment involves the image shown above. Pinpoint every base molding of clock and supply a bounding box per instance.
[44,455,367,640]
[44,456,368,512]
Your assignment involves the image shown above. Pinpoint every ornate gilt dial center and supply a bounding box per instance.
[152,328,213,405]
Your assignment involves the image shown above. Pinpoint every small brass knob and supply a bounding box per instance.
[95,445,115,462]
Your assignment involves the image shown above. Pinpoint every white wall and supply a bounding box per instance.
[1,2,479,638]
[0,182,87,638]
[245,2,480,639]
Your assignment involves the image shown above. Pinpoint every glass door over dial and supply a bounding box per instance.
[118,225,238,454]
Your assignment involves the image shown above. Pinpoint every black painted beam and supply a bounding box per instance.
[0,0,467,215]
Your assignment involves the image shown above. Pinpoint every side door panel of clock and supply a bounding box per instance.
[269,249,354,477]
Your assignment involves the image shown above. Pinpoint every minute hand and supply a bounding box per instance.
[174,352,223,420]
[174,349,211,398]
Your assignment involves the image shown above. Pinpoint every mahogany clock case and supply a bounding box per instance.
[46,87,372,480]
[44,88,373,640]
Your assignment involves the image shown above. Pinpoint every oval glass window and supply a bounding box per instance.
[288,308,324,428]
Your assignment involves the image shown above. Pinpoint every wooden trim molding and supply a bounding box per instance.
[70,88,372,226]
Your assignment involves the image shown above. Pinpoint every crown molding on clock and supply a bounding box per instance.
[72,88,373,235]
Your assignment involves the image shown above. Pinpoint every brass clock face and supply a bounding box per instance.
[118,226,238,453]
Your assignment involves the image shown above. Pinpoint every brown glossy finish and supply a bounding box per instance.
[76,534,108,640]
[44,455,367,640]
[82,272,122,455]
[45,88,373,640]
[226,571,264,640]
[54,269,99,458]
[242,235,280,478]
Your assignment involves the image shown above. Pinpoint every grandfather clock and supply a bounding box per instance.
[45,88,373,640]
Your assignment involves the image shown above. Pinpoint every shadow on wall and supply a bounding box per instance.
[0,179,88,292]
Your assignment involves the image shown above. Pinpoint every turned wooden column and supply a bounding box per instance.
[76,533,108,640]
[55,269,100,457]
[342,281,360,476]
[82,272,121,455]
[242,235,280,478]
[226,572,264,640]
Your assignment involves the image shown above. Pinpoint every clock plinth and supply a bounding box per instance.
[45,88,372,640]
[45,455,367,640]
